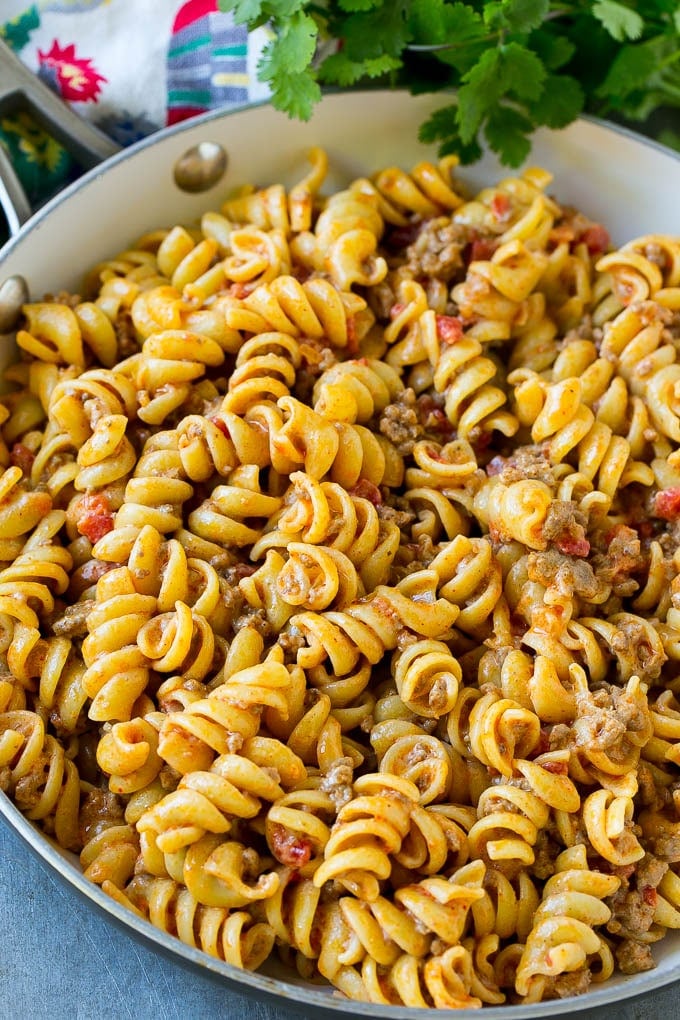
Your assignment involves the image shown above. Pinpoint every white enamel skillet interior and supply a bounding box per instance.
[1,90,680,1017]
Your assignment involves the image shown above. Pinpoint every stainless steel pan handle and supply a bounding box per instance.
[0,37,121,235]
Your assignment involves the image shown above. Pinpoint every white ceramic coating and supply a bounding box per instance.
[0,90,679,1017]
[3,91,680,295]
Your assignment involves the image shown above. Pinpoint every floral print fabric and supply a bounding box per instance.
[0,0,269,211]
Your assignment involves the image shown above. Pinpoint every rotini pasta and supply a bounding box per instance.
[3,147,680,1012]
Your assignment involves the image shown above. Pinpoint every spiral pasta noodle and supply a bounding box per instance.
[3,146,680,1011]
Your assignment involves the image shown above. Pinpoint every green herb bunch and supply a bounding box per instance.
[218,0,680,166]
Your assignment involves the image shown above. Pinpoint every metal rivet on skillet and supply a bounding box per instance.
[0,275,29,334]
[174,142,228,193]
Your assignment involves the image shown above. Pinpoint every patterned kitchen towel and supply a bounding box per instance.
[0,0,270,211]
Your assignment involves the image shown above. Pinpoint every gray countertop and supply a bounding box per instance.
[1,816,679,1020]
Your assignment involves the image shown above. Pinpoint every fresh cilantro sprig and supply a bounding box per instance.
[219,0,680,167]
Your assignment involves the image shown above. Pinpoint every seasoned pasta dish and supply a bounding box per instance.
[2,146,680,1008]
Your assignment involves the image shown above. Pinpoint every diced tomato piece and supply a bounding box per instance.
[429,408,454,437]
[9,442,35,477]
[209,416,230,438]
[581,224,610,256]
[74,492,114,544]
[436,315,464,344]
[350,478,382,505]
[490,193,511,221]
[472,431,492,455]
[642,886,657,907]
[540,760,569,775]
[268,823,313,867]
[555,534,591,558]
[417,395,453,438]
[469,238,497,262]
[425,445,451,464]
[654,488,680,521]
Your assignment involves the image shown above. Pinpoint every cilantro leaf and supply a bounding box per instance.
[530,28,575,70]
[457,48,502,143]
[418,104,483,163]
[317,51,367,86]
[501,42,546,100]
[485,105,533,166]
[592,1,644,42]
[658,128,680,153]
[270,70,322,119]
[482,2,503,30]
[597,39,661,99]
[220,0,267,23]
[220,0,680,167]
[266,0,307,14]
[530,74,584,127]
[258,11,318,78]
[220,0,306,24]
[408,0,484,46]
[418,103,460,144]
[484,0,549,35]
[341,1,412,61]
[318,51,401,85]
[337,0,382,11]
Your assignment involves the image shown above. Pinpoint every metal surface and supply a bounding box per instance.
[3,818,678,1020]
[3,793,680,1019]
[174,141,229,193]
[0,89,680,1015]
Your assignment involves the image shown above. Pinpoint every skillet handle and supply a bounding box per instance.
[0,37,121,236]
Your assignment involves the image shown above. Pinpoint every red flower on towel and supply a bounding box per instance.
[37,40,107,103]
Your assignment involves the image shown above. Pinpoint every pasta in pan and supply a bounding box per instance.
[3,146,680,1007]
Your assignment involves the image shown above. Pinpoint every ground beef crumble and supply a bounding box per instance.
[541,500,590,557]
[590,525,647,598]
[542,969,593,998]
[232,605,274,638]
[607,853,668,945]
[609,616,666,682]
[486,446,555,486]
[78,789,125,845]
[405,216,470,281]
[320,756,354,809]
[376,502,416,529]
[527,549,603,601]
[647,827,680,863]
[615,940,656,974]
[379,388,423,455]
[278,627,306,661]
[573,681,651,755]
[295,342,337,404]
[49,599,96,638]
[115,308,141,359]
